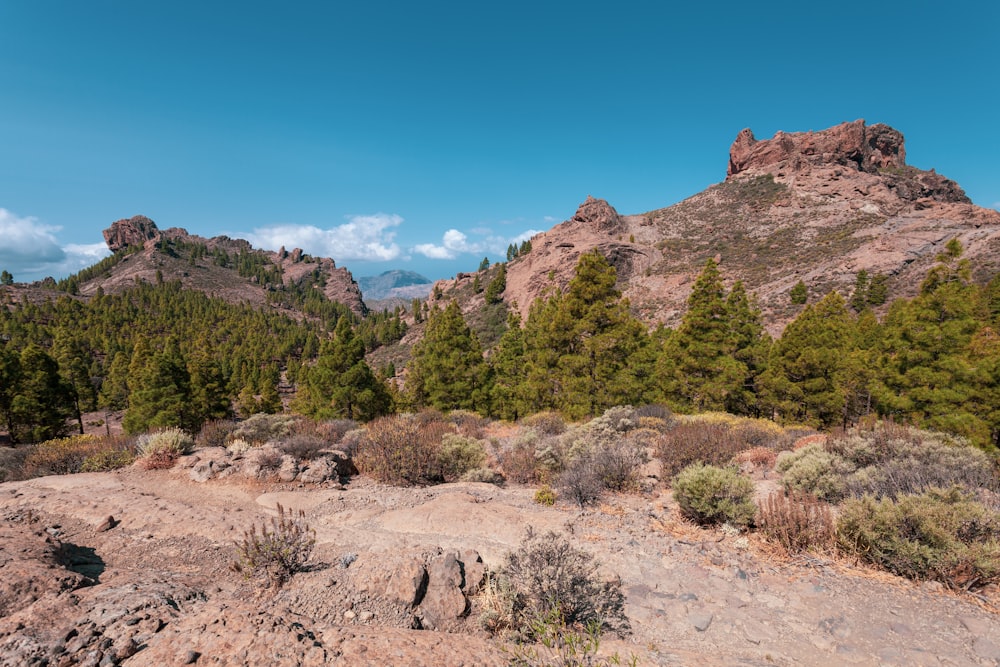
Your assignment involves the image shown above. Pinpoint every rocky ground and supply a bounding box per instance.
[2,459,999,666]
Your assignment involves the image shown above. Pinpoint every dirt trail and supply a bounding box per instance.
[1,466,999,666]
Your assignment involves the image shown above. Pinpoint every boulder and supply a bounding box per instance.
[102,215,159,252]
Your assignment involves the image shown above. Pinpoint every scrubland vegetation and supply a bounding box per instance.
[2,237,1000,652]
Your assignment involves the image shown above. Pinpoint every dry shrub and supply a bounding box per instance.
[655,422,747,478]
[478,530,628,639]
[521,411,566,436]
[229,413,299,445]
[556,461,604,508]
[499,432,542,484]
[460,467,505,485]
[757,491,835,554]
[354,414,449,485]
[448,409,489,438]
[231,503,316,588]
[313,419,358,445]
[140,449,179,470]
[837,487,1000,591]
[22,434,135,478]
[277,433,327,461]
[734,446,777,470]
[633,403,673,422]
[196,419,238,448]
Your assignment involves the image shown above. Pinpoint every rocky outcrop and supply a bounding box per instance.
[727,119,906,178]
[572,195,624,234]
[102,215,160,252]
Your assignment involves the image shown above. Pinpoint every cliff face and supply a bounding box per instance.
[92,217,367,315]
[439,120,1000,334]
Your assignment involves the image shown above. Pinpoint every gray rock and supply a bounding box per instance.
[298,457,334,484]
[417,551,470,630]
[277,456,300,483]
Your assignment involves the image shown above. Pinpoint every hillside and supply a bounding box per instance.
[66,215,368,315]
[431,120,1000,335]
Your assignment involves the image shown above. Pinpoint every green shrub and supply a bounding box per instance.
[505,608,637,667]
[478,530,628,640]
[437,433,488,481]
[757,491,835,554]
[231,503,316,588]
[137,428,194,458]
[80,448,135,472]
[776,424,996,502]
[837,487,1000,590]
[775,444,852,501]
[533,485,557,506]
[672,463,756,528]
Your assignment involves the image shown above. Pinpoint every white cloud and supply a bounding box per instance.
[243,213,403,263]
[412,227,543,260]
[0,209,111,281]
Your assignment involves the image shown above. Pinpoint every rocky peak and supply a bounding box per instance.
[103,215,160,252]
[727,119,906,178]
[571,196,624,234]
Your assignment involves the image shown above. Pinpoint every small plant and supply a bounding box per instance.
[506,608,638,667]
[478,530,628,640]
[136,428,194,469]
[231,503,316,588]
[229,413,300,445]
[534,485,557,506]
[757,491,835,554]
[837,487,1000,590]
[672,463,756,528]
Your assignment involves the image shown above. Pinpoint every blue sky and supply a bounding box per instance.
[1,1,997,283]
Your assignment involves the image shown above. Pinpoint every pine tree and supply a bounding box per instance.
[292,317,391,421]
[123,344,191,434]
[406,301,491,412]
[760,292,858,428]
[724,280,771,416]
[9,344,76,443]
[850,270,870,312]
[660,259,744,413]
[490,311,528,420]
[790,280,808,305]
[0,343,22,439]
[872,240,989,445]
[521,251,654,419]
[484,263,507,305]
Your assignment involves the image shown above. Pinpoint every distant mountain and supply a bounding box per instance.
[358,270,432,301]
[427,119,1000,336]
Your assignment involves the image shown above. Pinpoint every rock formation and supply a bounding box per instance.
[102,215,160,252]
[431,120,1000,336]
